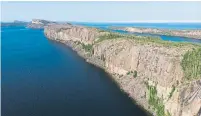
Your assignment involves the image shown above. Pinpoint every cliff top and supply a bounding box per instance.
[96,31,201,48]
[45,23,201,48]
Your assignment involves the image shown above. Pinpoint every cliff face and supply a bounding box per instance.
[44,24,99,44]
[93,39,201,116]
[44,24,201,116]
[112,27,201,40]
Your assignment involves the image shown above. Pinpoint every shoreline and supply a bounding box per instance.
[48,39,152,115]
[44,23,201,116]
[111,26,201,40]
[124,31,201,41]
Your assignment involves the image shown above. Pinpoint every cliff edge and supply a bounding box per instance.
[44,24,201,116]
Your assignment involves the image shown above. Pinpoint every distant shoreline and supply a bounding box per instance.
[111,26,201,40]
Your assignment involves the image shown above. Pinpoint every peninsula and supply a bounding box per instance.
[112,27,201,39]
[27,19,57,29]
[44,23,201,116]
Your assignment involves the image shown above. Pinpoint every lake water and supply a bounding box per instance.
[72,22,201,29]
[2,23,201,116]
[73,22,201,44]
[1,26,148,116]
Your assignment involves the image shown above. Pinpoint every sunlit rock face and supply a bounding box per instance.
[44,24,99,45]
[44,23,201,116]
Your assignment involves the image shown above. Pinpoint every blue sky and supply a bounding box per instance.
[1,1,201,22]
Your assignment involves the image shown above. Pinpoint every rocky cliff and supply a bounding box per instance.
[44,24,201,116]
[112,27,201,40]
[27,19,57,29]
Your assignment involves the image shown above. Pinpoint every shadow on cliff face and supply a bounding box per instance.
[2,26,151,116]
[87,63,152,116]
[49,40,151,116]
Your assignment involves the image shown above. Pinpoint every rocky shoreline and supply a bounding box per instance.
[44,24,201,116]
[112,27,201,40]
[55,39,105,69]
[49,38,152,115]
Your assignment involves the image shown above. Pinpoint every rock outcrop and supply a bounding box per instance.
[27,19,57,29]
[44,24,201,116]
[45,24,99,44]
[112,27,201,40]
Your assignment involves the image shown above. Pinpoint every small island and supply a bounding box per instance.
[26,19,57,29]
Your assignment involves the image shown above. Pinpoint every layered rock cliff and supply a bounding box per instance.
[112,27,201,40]
[44,24,201,116]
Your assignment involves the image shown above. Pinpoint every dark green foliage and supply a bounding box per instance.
[148,85,165,116]
[156,103,165,116]
[133,70,137,78]
[181,48,201,80]
[127,71,131,75]
[96,33,125,43]
[148,86,157,108]
[82,44,93,53]
[167,111,171,116]
[96,31,201,47]
[126,70,137,78]
[168,86,176,99]
[98,29,106,32]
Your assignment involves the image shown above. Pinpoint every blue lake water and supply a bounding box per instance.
[72,22,201,29]
[1,26,148,116]
[73,22,201,44]
[2,23,201,116]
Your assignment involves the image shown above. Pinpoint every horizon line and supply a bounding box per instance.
[2,20,201,23]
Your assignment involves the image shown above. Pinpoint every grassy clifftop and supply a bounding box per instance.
[97,31,201,48]
[96,30,201,81]
[181,48,201,80]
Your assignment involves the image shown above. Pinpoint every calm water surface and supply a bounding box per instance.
[72,22,201,29]
[2,26,148,116]
[73,22,201,44]
[2,23,201,116]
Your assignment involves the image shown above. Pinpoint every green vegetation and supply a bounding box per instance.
[96,32,125,43]
[97,29,107,32]
[148,85,165,116]
[126,70,137,78]
[96,31,201,47]
[168,86,176,99]
[133,70,137,78]
[181,48,201,80]
[81,43,93,53]
[166,111,171,116]
[127,71,131,75]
